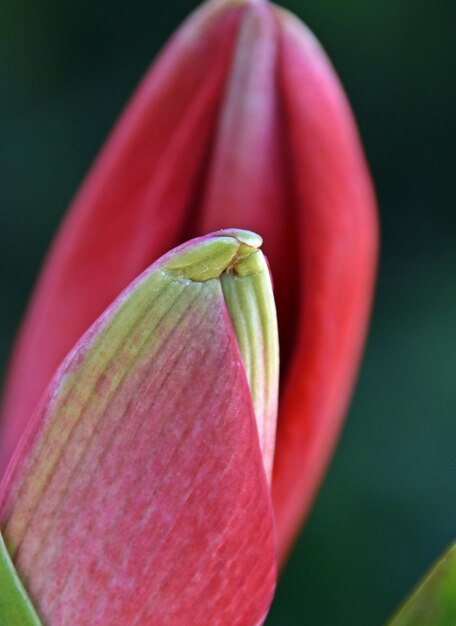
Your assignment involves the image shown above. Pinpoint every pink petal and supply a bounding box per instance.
[271,8,378,560]
[0,233,276,626]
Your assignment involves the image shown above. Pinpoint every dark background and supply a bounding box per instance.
[1,1,455,624]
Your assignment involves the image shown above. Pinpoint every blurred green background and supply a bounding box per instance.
[1,1,455,624]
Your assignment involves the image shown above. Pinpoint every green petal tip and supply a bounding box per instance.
[162,229,263,282]
[161,228,278,479]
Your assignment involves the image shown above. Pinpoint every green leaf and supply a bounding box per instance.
[0,531,43,625]
[388,542,456,626]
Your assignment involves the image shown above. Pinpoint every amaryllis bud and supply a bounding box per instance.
[0,0,378,563]
[0,230,278,626]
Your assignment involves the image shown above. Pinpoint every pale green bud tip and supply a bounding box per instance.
[215,228,263,249]
[162,229,263,282]
[160,228,278,480]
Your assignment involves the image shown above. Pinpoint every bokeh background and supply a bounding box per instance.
[1,1,455,624]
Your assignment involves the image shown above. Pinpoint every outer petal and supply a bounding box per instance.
[271,9,378,559]
[0,0,247,473]
[0,233,276,626]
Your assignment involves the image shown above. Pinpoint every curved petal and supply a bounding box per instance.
[0,233,277,626]
[0,0,247,473]
[271,8,378,560]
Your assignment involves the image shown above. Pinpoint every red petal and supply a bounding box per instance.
[0,239,276,626]
[198,1,299,364]
[271,9,378,560]
[0,0,246,473]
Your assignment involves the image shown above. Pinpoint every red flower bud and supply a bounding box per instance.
[1,0,377,582]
